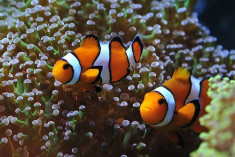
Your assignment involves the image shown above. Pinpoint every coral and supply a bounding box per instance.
[0,0,234,157]
[191,76,235,157]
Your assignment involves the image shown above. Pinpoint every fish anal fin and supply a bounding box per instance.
[81,35,100,48]
[172,67,191,81]
[81,66,102,84]
[166,132,183,146]
[81,85,101,92]
[156,130,160,135]
[94,86,101,92]
[132,35,143,63]
[175,99,200,128]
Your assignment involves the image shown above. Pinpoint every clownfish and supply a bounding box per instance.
[140,67,210,145]
[52,35,143,91]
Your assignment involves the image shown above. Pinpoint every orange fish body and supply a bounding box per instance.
[140,67,211,144]
[52,35,143,91]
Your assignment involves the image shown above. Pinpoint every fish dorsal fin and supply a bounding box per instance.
[81,35,100,48]
[172,67,191,81]
[109,36,126,51]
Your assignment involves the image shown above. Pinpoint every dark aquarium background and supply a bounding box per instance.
[195,0,235,49]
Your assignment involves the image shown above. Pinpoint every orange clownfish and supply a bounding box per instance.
[140,67,210,145]
[52,35,143,91]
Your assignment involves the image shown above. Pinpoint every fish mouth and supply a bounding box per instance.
[140,103,160,125]
[52,71,65,83]
[142,106,152,111]
[52,71,59,80]
[140,106,153,116]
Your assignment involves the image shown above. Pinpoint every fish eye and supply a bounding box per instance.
[158,98,166,105]
[63,64,70,70]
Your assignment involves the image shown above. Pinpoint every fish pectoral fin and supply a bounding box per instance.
[175,99,200,128]
[166,132,183,146]
[81,35,100,48]
[81,66,103,84]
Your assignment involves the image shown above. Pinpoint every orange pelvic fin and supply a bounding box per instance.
[175,99,200,128]
[81,66,102,84]
[172,67,191,81]
[166,132,183,146]
[132,35,143,63]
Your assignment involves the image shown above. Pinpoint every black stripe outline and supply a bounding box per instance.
[152,90,169,125]
[60,58,74,84]
[184,76,192,106]
[70,51,82,83]
[151,85,176,126]
[161,85,177,126]
[199,77,209,97]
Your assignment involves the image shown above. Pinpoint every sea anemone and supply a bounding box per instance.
[191,76,235,157]
[0,0,234,156]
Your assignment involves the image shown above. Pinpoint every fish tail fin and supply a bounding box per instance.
[132,35,143,63]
